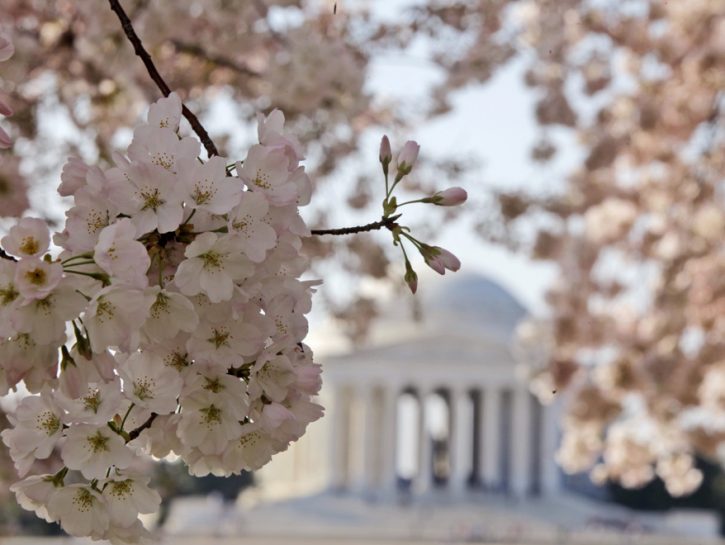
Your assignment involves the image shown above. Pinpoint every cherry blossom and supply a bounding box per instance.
[14,259,63,301]
[118,351,183,414]
[182,155,241,215]
[61,424,135,480]
[94,219,152,288]
[1,391,64,476]
[174,232,254,303]
[48,484,111,539]
[1,218,50,258]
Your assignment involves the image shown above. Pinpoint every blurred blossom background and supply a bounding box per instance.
[0,0,723,543]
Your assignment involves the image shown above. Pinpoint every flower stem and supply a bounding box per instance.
[310,214,402,236]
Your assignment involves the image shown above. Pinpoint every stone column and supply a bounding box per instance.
[381,384,399,496]
[417,387,434,495]
[450,386,472,494]
[541,399,561,495]
[329,384,348,491]
[353,384,377,495]
[480,386,501,490]
[511,386,532,497]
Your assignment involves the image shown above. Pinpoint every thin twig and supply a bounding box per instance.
[107,0,219,158]
[0,248,17,262]
[171,40,260,78]
[127,413,157,441]
[310,214,401,236]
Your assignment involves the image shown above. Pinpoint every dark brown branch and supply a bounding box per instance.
[107,0,219,158]
[171,40,260,78]
[0,248,17,262]
[310,214,401,236]
[127,412,157,441]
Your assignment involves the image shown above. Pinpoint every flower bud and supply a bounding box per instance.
[404,259,418,294]
[437,247,461,272]
[425,187,468,206]
[394,140,420,179]
[379,135,392,175]
[420,244,461,275]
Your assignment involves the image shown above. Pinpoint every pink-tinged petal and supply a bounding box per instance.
[200,271,234,303]
[174,258,204,296]
[0,98,13,117]
[0,37,13,62]
[0,126,11,149]
[431,187,467,206]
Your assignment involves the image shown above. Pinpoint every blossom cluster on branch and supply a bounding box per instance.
[471,0,723,495]
[0,94,323,542]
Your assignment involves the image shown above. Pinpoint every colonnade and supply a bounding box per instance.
[328,382,561,499]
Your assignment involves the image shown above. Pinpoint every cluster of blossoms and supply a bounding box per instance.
[478,0,724,495]
[0,93,322,543]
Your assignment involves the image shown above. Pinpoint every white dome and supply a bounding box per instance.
[421,273,527,337]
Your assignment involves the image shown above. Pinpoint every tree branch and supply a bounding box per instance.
[126,413,157,441]
[107,0,220,158]
[0,248,17,262]
[171,40,261,78]
[310,214,401,236]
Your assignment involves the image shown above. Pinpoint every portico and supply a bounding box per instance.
[259,274,562,501]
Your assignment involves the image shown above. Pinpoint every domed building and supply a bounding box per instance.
[251,273,561,502]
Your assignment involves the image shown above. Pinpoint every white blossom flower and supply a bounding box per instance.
[227,191,277,262]
[1,391,64,476]
[147,91,181,131]
[182,448,231,477]
[182,365,248,416]
[238,145,298,206]
[94,219,151,288]
[10,280,87,345]
[174,232,253,303]
[127,125,200,175]
[101,473,161,527]
[0,333,58,394]
[47,484,110,539]
[142,287,198,341]
[118,351,183,414]
[248,354,296,403]
[84,286,154,353]
[145,334,194,376]
[187,316,268,364]
[56,166,117,252]
[221,422,278,472]
[177,399,243,455]
[256,109,304,166]
[61,424,135,479]
[182,155,241,214]
[55,372,123,426]
[108,160,184,235]
[14,258,63,301]
[10,474,59,522]
[58,156,89,197]
[1,217,50,258]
